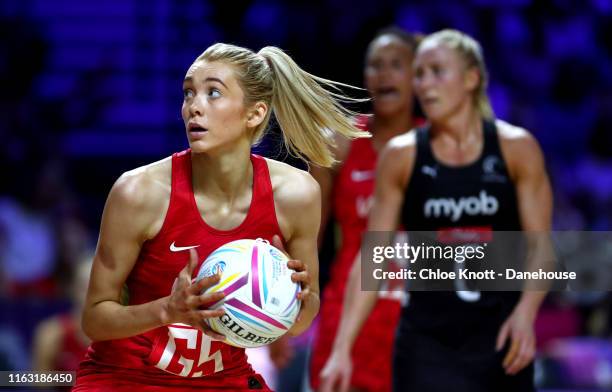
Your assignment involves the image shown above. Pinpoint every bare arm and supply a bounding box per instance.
[267,137,347,366]
[82,169,224,341]
[274,165,322,336]
[320,135,415,391]
[82,172,166,340]
[333,139,411,350]
[32,318,61,371]
[512,131,552,318]
[496,122,553,375]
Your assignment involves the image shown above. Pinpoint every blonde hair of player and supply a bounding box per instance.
[197,43,370,167]
[421,29,495,120]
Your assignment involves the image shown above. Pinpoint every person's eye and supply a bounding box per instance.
[183,89,194,99]
[208,88,221,98]
[368,61,381,71]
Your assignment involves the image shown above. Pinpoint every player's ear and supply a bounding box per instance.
[246,101,268,129]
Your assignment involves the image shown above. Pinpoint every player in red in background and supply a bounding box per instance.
[73,43,368,391]
[309,27,422,392]
[32,258,91,373]
[321,29,552,392]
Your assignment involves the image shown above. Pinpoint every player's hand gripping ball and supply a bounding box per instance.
[196,238,301,348]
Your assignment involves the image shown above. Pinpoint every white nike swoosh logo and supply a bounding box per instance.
[351,170,375,182]
[169,242,200,252]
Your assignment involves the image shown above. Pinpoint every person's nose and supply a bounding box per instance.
[415,70,433,93]
[378,64,393,81]
[419,71,431,88]
[189,95,204,117]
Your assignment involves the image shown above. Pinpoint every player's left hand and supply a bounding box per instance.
[272,235,318,324]
[496,309,536,375]
[272,235,313,307]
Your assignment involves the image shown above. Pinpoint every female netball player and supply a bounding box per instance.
[73,43,368,391]
[320,29,552,392]
[309,27,420,392]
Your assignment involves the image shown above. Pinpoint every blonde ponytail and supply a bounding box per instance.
[259,47,369,167]
[198,43,369,168]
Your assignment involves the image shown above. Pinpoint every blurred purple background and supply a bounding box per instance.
[0,0,611,390]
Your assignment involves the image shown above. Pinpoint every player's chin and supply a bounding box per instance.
[188,139,212,154]
[422,106,447,122]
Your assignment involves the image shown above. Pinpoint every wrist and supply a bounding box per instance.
[514,300,539,322]
[158,296,173,325]
[289,292,320,335]
[331,337,351,355]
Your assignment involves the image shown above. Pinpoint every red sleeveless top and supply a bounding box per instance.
[328,115,425,298]
[77,150,283,387]
[328,116,377,298]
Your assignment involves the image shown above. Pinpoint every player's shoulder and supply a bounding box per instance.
[495,119,546,180]
[265,158,320,208]
[495,119,542,157]
[375,129,419,189]
[111,156,172,211]
[380,128,418,167]
[388,128,418,150]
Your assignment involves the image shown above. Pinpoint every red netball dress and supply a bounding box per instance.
[74,150,283,391]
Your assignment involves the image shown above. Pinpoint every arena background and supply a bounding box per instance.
[0,0,611,390]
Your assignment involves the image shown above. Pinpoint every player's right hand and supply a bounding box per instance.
[163,248,226,340]
[319,348,352,392]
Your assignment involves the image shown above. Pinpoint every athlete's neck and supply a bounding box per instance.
[430,103,482,147]
[371,111,414,150]
[191,143,253,203]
